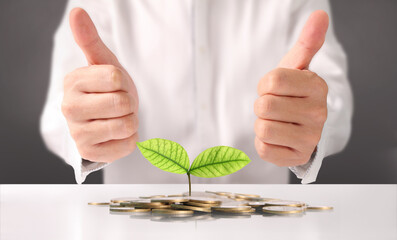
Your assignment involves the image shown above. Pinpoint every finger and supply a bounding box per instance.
[65,65,130,93]
[278,10,329,70]
[69,8,120,66]
[255,137,303,167]
[84,133,139,163]
[254,95,312,124]
[257,68,322,97]
[67,92,136,120]
[254,118,315,151]
[71,114,138,145]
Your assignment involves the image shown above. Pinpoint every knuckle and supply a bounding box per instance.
[254,96,274,117]
[312,107,327,124]
[61,101,75,118]
[110,66,123,89]
[63,72,75,89]
[313,76,328,96]
[257,122,273,140]
[121,115,137,136]
[112,93,132,113]
[304,134,320,149]
[69,127,81,141]
[265,69,283,92]
[256,142,270,160]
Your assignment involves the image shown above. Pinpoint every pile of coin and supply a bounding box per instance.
[88,191,333,222]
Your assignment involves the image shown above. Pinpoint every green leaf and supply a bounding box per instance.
[189,146,251,178]
[137,138,189,174]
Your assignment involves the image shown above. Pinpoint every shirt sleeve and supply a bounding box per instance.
[40,0,114,184]
[286,0,354,183]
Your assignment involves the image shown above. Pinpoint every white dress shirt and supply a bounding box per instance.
[40,0,353,184]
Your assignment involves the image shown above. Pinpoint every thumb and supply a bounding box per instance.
[278,10,329,70]
[69,8,120,66]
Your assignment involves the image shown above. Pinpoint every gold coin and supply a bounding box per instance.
[109,203,122,208]
[264,200,305,207]
[211,206,253,212]
[247,201,267,208]
[88,202,109,205]
[215,192,234,197]
[151,197,189,204]
[235,193,261,199]
[167,194,184,197]
[119,202,135,207]
[212,208,255,214]
[110,197,140,203]
[135,204,172,210]
[189,198,222,205]
[262,206,304,214]
[185,201,218,208]
[139,195,167,199]
[132,202,167,209]
[110,207,151,213]
[171,204,212,213]
[152,209,194,216]
[307,206,333,210]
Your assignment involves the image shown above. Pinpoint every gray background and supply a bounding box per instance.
[0,0,396,184]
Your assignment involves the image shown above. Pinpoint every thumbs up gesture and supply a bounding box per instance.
[254,11,329,167]
[61,8,139,163]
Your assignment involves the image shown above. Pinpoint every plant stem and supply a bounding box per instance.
[187,173,191,196]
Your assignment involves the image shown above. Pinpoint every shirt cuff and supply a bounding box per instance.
[289,123,329,184]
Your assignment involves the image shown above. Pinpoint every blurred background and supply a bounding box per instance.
[0,0,396,184]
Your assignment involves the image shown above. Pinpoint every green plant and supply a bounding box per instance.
[137,138,251,196]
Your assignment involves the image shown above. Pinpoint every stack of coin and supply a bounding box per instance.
[89,191,333,221]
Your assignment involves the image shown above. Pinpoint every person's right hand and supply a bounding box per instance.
[62,8,139,163]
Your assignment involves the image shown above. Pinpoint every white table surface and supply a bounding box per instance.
[1,184,396,240]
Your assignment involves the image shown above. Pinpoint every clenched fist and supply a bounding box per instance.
[254,10,329,167]
[62,8,139,163]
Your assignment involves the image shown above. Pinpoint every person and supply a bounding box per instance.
[40,0,352,184]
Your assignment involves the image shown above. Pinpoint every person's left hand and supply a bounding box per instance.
[254,10,329,167]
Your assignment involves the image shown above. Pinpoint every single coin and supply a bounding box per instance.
[212,208,255,214]
[152,209,194,216]
[88,202,109,205]
[262,206,304,214]
[109,203,122,208]
[264,200,305,207]
[110,197,140,203]
[139,195,167,199]
[151,197,189,204]
[235,193,261,199]
[171,204,212,213]
[119,202,135,207]
[132,202,167,209]
[167,194,184,198]
[135,204,172,210]
[212,205,253,212]
[189,197,222,205]
[185,201,218,208]
[247,201,267,208]
[110,207,151,213]
[220,201,249,207]
[215,192,234,197]
[307,206,333,210]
